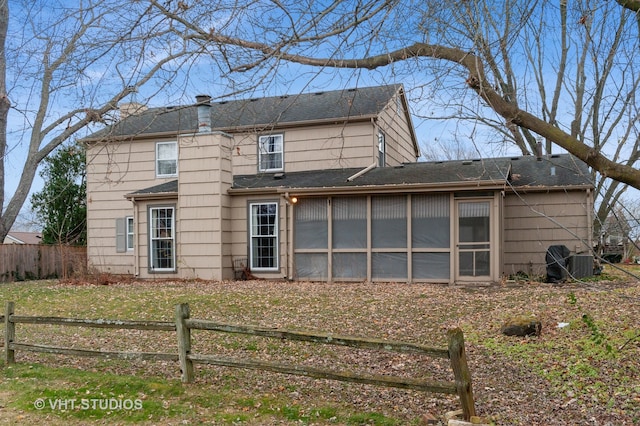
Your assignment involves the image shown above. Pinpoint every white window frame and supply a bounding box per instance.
[156,141,178,178]
[149,206,176,272]
[249,202,279,271]
[126,216,134,251]
[378,132,386,167]
[258,134,284,172]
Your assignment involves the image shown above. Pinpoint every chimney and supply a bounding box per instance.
[196,94,212,132]
[119,102,147,119]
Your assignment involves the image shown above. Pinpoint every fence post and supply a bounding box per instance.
[447,327,476,421]
[5,301,15,364]
[175,303,194,383]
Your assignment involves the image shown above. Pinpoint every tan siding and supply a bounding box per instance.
[86,138,175,275]
[228,194,288,280]
[176,133,233,280]
[87,93,420,281]
[377,93,417,165]
[503,190,592,277]
[231,122,378,175]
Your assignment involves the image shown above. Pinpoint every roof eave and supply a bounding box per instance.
[215,114,378,134]
[506,184,593,193]
[228,179,507,196]
[125,191,178,201]
[83,115,379,143]
[395,86,420,158]
[83,131,184,144]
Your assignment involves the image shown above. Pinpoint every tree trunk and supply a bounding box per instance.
[0,0,9,241]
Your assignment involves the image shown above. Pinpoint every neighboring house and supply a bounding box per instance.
[3,232,43,245]
[597,212,632,263]
[83,84,593,283]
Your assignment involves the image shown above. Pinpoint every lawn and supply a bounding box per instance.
[0,269,639,425]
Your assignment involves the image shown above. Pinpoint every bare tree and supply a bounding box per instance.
[150,0,640,192]
[0,0,204,241]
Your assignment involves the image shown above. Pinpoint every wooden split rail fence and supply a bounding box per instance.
[3,301,476,420]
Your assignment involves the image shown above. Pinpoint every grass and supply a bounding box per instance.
[0,280,432,425]
[0,275,639,425]
[1,361,401,425]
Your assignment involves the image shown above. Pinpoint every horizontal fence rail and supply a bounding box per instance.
[10,315,176,331]
[3,301,476,420]
[184,319,451,358]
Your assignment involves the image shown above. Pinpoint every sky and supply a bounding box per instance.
[5,0,638,230]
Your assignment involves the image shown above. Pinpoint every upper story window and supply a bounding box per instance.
[156,141,178,177]
[258,134,283,172]
[378,132,386,167]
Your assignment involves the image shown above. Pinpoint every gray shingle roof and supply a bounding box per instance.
[506,154,592,188]
[128,179,178,197]
[232,154,592,192]
[233,158,513,190]
[87,85,403,139]
[128,155,592,197]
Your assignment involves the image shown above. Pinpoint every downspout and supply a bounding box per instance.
[284,197,289,280]
[347,162,377,182]
[131,197,139,277]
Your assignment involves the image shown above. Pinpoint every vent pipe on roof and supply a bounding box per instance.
[536,140,543,161]
[196,94,212,132]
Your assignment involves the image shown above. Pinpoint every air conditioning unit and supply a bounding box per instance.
[569,255,594,279]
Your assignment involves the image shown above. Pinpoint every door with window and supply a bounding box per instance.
[456,200,492,281]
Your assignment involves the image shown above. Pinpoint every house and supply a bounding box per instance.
[83,84,594,283]
[3,232,42,245]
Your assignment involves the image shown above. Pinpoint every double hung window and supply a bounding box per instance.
[156,142,177,177]
[249,202,278,270]
[258,135,283,172]
[126,216,134,251]
[149,206,175,271]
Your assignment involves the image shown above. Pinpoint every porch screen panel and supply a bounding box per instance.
[412,194,450,248]
[294,198,328,249]
[412,252,450,279]
[372,196,406,248]
[372,252,407,279]
[332,252,367,279]
[332,197,366,248]
[295,253,328,280]
[458,202,490,242]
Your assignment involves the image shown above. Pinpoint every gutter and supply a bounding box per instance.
[228,179,508,197]
[125,192,178,201]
